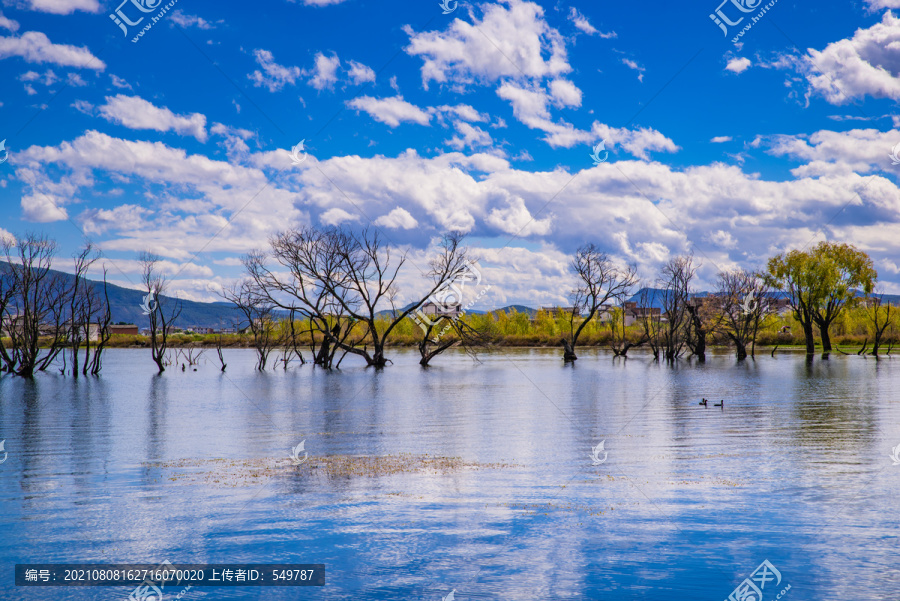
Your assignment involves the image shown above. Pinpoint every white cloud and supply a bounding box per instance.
[485,194,552,236]
[308,52,340,90]
[71,99,93,114]
[347,95,431,127]
[320,207,360,225]
[568,7,597,35]
[25,0,99,14]
[725,56,751,73]
[798,11,900,103]
[446,121,494,151]
[0,31,105,70]
[110,74,131,89]
[248,49,301,92]
[22,124,900,302]
[169,10,217,29]
[864,0,900,11]
[496,81,591,148]
[434,104,488,123]
[374,206,418,229]
[405,0,570,88]
[347,59,376,84]
[15,130,305,257]
[80,204,150,235]
[590,122,679,160]
[549,79,582,107]
[19,68,56,85]
[758,127,899,177]
[298,0,348,5]
[622,58,645,82]
[98,95,208,142]
[704,229,738,249]
[710,136,732,143]
[21,193,68,222]
[0,11,19,31]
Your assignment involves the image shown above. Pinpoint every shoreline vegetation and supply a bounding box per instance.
[17,303,888,354]
[1,233,891,376]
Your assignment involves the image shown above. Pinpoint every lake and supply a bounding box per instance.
[1,348,899,600]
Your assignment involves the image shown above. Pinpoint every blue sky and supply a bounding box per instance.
[1,0,899,309]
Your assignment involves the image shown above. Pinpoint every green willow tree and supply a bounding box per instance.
[766,242,876,356]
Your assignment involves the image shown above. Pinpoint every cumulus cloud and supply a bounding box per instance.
[433,104,488,123]
[169,10,218,29]
[307,52,340,90]
[24,0,99,14]
[726,56,751,73]
[446,121,494,151]
[404,0,570,88]
[757,127,900,177]
[0,31,105,69]
[864,0,900,11]
[18,125,900,302]
[0,11,19,31]
[110,74,131,89]
[590,123,680,160]
[320,207,360,225]
[21,193,68,222]
[248,49,301,92]
[568,7,597,35]
[347,59,375,84]
[797,11,900,103]
[347,95,431,127]
[711,136,733,143]
[98,95,208,142]
[374,206,418,229]
[15,130,305,258]
[549,79,582,107]
[496,80,591,148]
[621,58,646,82]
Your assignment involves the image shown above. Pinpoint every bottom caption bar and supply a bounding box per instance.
[15,563,325,586]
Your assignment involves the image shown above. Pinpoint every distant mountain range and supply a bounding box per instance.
[0,262,244,329]
[3,266,897,329]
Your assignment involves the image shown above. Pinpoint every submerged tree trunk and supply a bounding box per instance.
[819,324,832,352]
[802,321,815,356]
[561,339,577,362]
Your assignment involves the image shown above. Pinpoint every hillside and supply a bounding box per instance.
[0,262,244,329]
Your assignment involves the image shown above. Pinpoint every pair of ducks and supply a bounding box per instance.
[699,398,723,407]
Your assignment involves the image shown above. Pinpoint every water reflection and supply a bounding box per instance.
[0,348,899,599]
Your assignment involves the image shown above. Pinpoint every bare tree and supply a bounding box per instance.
[140,252,182,374]
[220,279,278,370]
[245,227,471,368]
[214,334,227,371]
[67,243,114,377]
[636,287,663,361]
[415,315,490,366]
[658,255,696,362]
[865,293,895,358]
[410,235,490,366]
[715,269,770,360]
[607,276,647,357]
[275,311,306,370]
[0,234,70,377]
[560,244,638,362]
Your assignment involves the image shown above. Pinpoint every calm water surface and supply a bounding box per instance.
[1,348,899,600]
